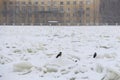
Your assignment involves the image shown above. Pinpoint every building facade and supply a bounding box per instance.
[0,0,4,23]
[100,0,120,24]
[0,0,100,25]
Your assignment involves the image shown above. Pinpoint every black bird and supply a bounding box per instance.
[93,52,97,58]
[56,52,62,58]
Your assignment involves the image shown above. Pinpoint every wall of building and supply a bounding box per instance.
[100,0,120,24]
[0,0,100,25]
[0,0,3,23]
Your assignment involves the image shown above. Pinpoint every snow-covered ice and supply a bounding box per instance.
[0,26,120,80]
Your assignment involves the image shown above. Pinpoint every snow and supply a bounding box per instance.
[0,26,120,80]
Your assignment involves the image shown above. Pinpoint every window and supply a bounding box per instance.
[48,1,51,6]
[3,1,7,5]
[60,2,64,5]
[15,6,20,14]
[60,7,64,12]
[53,1,57,6]
[22,2,25,5]
[41,2,44,5]
[86,13,90,17]
[67,8,70,12]
[9,1,13,5]
[35,2,38,5]
[86,0,91,5]
[67,13,70,17]
[21,6,26,14]
[79,20,82,23]
[67,1,70,5]
[28,6,32,15]
[34,6,38,12]
[16,1,20,5]
[80,1,83,5]
[73,13,77,17]
[86,8,90,11]
[73,1,76,5]
[86,18,90,23]
[52,7,58,12]
[86,8,90,17]
[79,1,83,7]
[28,2,32,5]
[79,8,84,17]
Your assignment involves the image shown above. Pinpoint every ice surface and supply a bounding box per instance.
[0,26,120,80]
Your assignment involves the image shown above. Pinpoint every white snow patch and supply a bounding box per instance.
[0,26,120,80]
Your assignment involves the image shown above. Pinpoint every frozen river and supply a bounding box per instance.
[0,26,120,80]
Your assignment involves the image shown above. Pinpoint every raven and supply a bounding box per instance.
[56,52,62,58]
[93,52,97,58]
